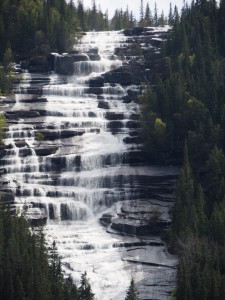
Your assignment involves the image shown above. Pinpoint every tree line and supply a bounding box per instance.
[0,202,140,299]
[140,0,225,299]
[0,203,98,300]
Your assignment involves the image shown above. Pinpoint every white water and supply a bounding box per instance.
[2,30,177,299]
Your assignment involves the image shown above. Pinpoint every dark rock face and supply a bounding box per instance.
[0,144,13,158]
[103,67,135,85]
[54,53,89,75]
[38,129,85,140]
[25,208,47,227]
[19,148,32,157]
[88,76,104,87]
[21,56,51,73]
[34,146,58,156]
[111,218,170,235]
[123,27,151,36]
[0,191,15,204]
[87,47,101,61]
[5,110,40,119]
[99,213,113,227]
[98,101,110,109]
[15,140,28,148]
[107,198,174,236]
[105,112,124,120]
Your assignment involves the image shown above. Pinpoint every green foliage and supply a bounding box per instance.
[0,0,112,61]
[0,205,79,300]
[125,278,138,300]
[3,46,13,73]
[141,1,225,299]
[35,131,45,141]
[78,271,94,300]
[141,0,225,166]
[0,67,12,95]
[0,113,6,144]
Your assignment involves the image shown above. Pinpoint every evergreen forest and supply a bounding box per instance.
[0,205,96,300]
[141,0,225,299]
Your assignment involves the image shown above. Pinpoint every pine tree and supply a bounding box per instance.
[125,278,138,300]
[144,3,152,26]
[78,272,94,300]
[154,2,158,26]
[139,0,144,25]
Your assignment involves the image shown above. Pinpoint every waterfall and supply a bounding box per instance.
[2,29,178,299]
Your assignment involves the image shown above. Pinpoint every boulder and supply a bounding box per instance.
[19,148,32,157]
[55,53,89,75]
[15,140,28,148]
[88,76,104,87]
[99,213,113,227]
[104,68,134,85]
[21,56,51,73]
[26,208,47,227]
[105,112,124,120]
[0,191,15,204]
[98,101,110,109]
[34,146,58,156]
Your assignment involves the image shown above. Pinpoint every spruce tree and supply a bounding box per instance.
[125,278,138,300]
[78,271,94,300]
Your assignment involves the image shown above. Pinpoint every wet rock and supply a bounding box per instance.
[5,110,40,119]
[0,144,13,158]
[104,67,134,86]
[19,148,32,157]
[107,121,124,129]
[123,136,142,144]
[48,203,56,220]
[88,76,104,87]
[26,208,47,226]
[55,53,89,75]
[0,168,7,175]
[111,218,170,235]
[124,89,140,103]
[21,56,51,73]
[98,101,109,109]
[34,146,58,156]
[88,87,103,95]
[39,129,85,140]
[19,97,48,103]
[90,128,100,133]
[60,203,72,220]
[15,140,28,148]
[0,191,15,204]
[123,27,150,36]
[105,112,124,120]
[87,48,101,61]
[99,213,113,227]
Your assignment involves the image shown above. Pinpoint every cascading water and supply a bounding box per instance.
[2,29,178,299]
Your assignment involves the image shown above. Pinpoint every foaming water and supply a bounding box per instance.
[2,29,177,299]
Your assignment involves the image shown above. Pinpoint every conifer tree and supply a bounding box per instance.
[139,0,144,25]
[153,2,158,26]
[125,278,138,300]
[78,271,94,300]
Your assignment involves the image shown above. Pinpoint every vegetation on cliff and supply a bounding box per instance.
[141,0,225,298]
[0,204,95,300]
